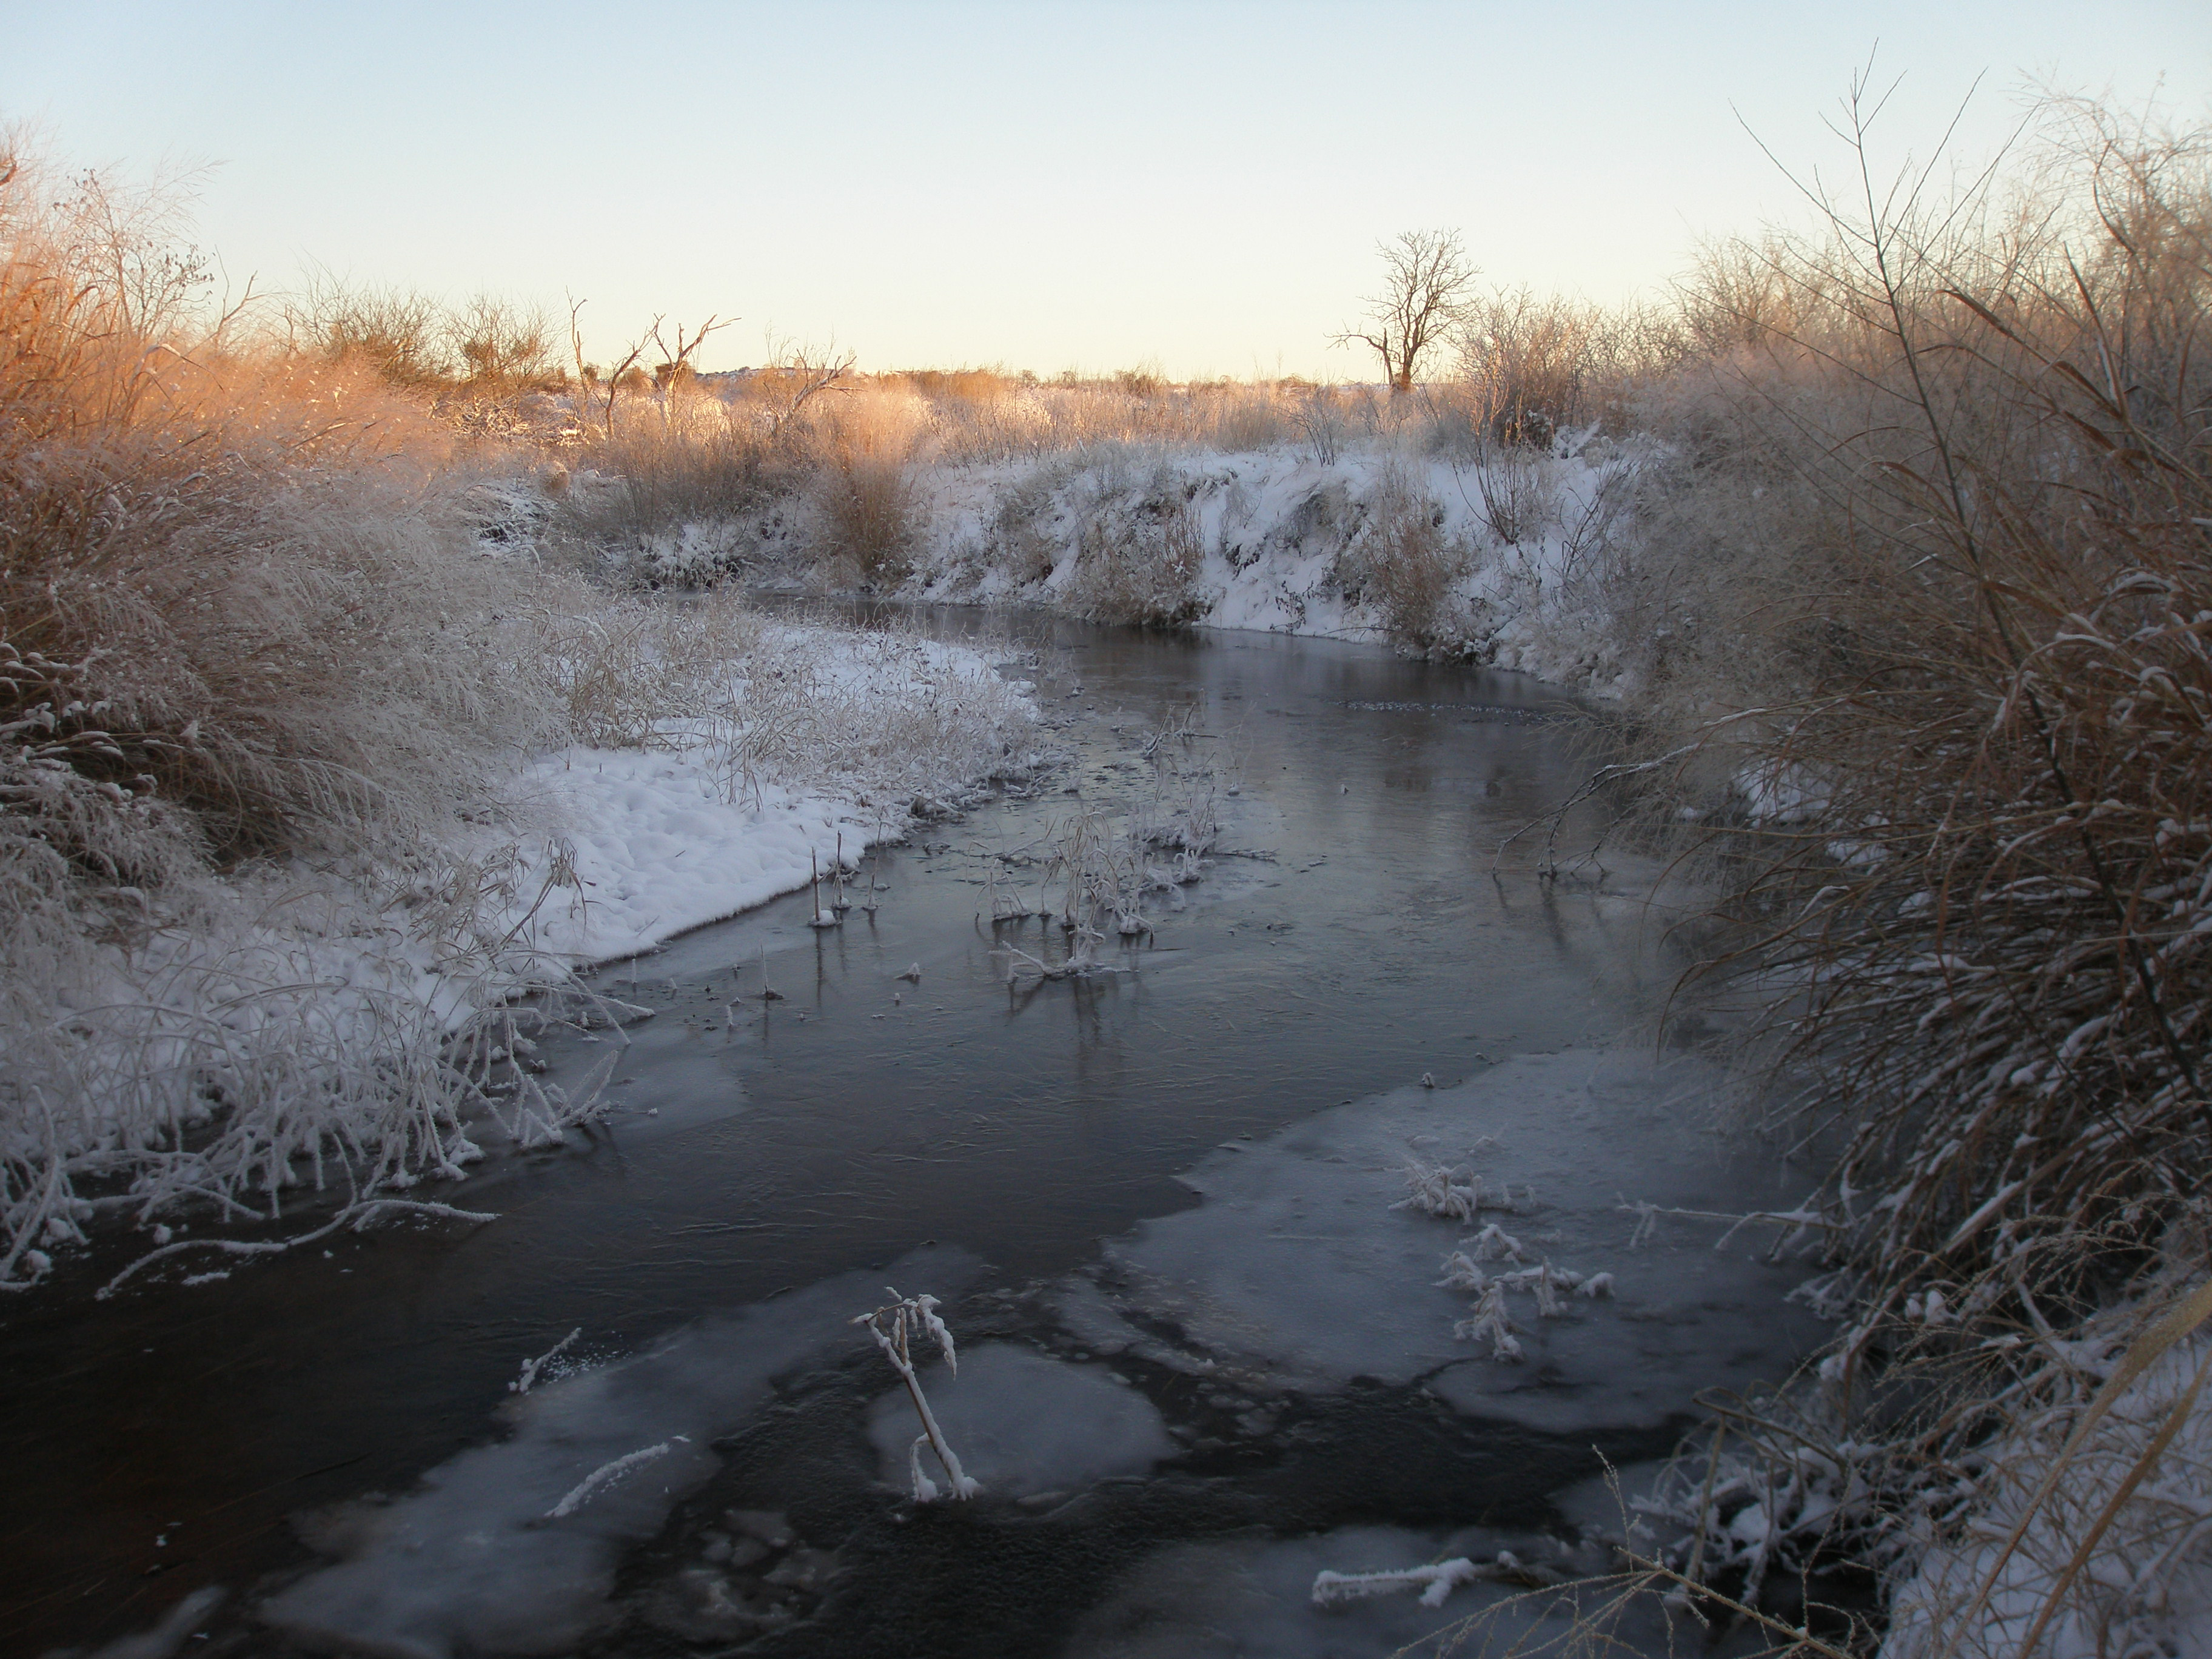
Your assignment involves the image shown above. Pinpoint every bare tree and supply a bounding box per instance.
[648,313,727,390]
[756,332,854,442]
[566,302,731,437]
[1335,229,1478,394]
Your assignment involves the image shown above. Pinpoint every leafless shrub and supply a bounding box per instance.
[1450,288,1680,449]
[1292,386,1347,466]
[981,469,1063,584]
[1464,440,1557,547]
[286,273,563,411]
[286,270,453,389]
[807,388,927,587]
[1332,464,1472,648]
[1065,476,1208,626]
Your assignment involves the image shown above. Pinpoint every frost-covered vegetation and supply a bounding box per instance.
[1336,96,2212,1659]
[0,145,1037,1298]
[503,90,2205,1655]
[543,367,1645,686]
[12,76,2212,1655]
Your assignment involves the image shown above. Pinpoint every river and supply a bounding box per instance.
[2,617,1825,1658]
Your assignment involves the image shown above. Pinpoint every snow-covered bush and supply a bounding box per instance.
[1327,462,1475,648]
[1619,101,2212,1305]
[1064,466,1210,626]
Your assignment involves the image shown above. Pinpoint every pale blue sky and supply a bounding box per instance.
[4,1,2205,377]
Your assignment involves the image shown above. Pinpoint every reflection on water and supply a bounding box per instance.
[0,616,1695,1652]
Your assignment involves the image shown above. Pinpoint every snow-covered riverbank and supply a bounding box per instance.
[0,620,1041,1296]
[608,438,1643,697]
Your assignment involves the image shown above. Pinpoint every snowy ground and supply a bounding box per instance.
[1879,1309,2212,1659]
[514,623,1041,960]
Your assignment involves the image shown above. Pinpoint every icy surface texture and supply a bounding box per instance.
[1059,1050,1828,1433]
[260,1246,979,1659]
[863,1341,1175,1498]
[1064,1523,1668,1659]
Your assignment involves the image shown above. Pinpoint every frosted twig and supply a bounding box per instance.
[1467,1221,1526,1262]
[96,1198,498,1299]
[855,1287,980,1501]
[1394,1160,1482,1222]
[1312,1557,1483,1608]
[512,1328,581,1394]
[1437,1250,1487,1292]
[546,1441,670,1518]
[1618,1196,1837,1256]
[1455,1282,1523,1359]
[1501,1261,1575,1316]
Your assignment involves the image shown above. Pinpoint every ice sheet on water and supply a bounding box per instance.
[1059,1050,1828,1434]
[78,1587,226,1659]
[536,1005,748,1147]
[1062,1523,1654,1659]
[863,1342,1175,1498]
[260,1245,980,1659]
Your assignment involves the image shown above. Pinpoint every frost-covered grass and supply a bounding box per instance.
[1881,1285,2212,1659]
[1493,99,2212,1658]
[531,352,1643,691]
[0,149,1041,1295]
[0,610,1037,1295]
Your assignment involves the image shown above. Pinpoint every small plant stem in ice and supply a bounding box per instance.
[545,1441,671,1519]
[853,1288,979,1502]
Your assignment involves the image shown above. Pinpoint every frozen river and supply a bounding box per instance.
[2,617,1826,1657]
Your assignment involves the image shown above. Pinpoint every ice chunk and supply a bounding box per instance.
[863,1343,1173,1498]
[1065,1051,1826,1434]
[262,1245,978,1659]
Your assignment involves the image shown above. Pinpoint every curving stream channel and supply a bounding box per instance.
[4,618,1828,1659]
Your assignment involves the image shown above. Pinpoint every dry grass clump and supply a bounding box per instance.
[1064,463,1208,626]
[1330,463,1474,648]
[1633,99,2212,1304]
[903,374,1308,464]
[0,152,538,874]
[805,386,928,586]
[1518,92,2212,1651]
[523,584,764,749]
[545,390,785,558]
[0,144,598,1288]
